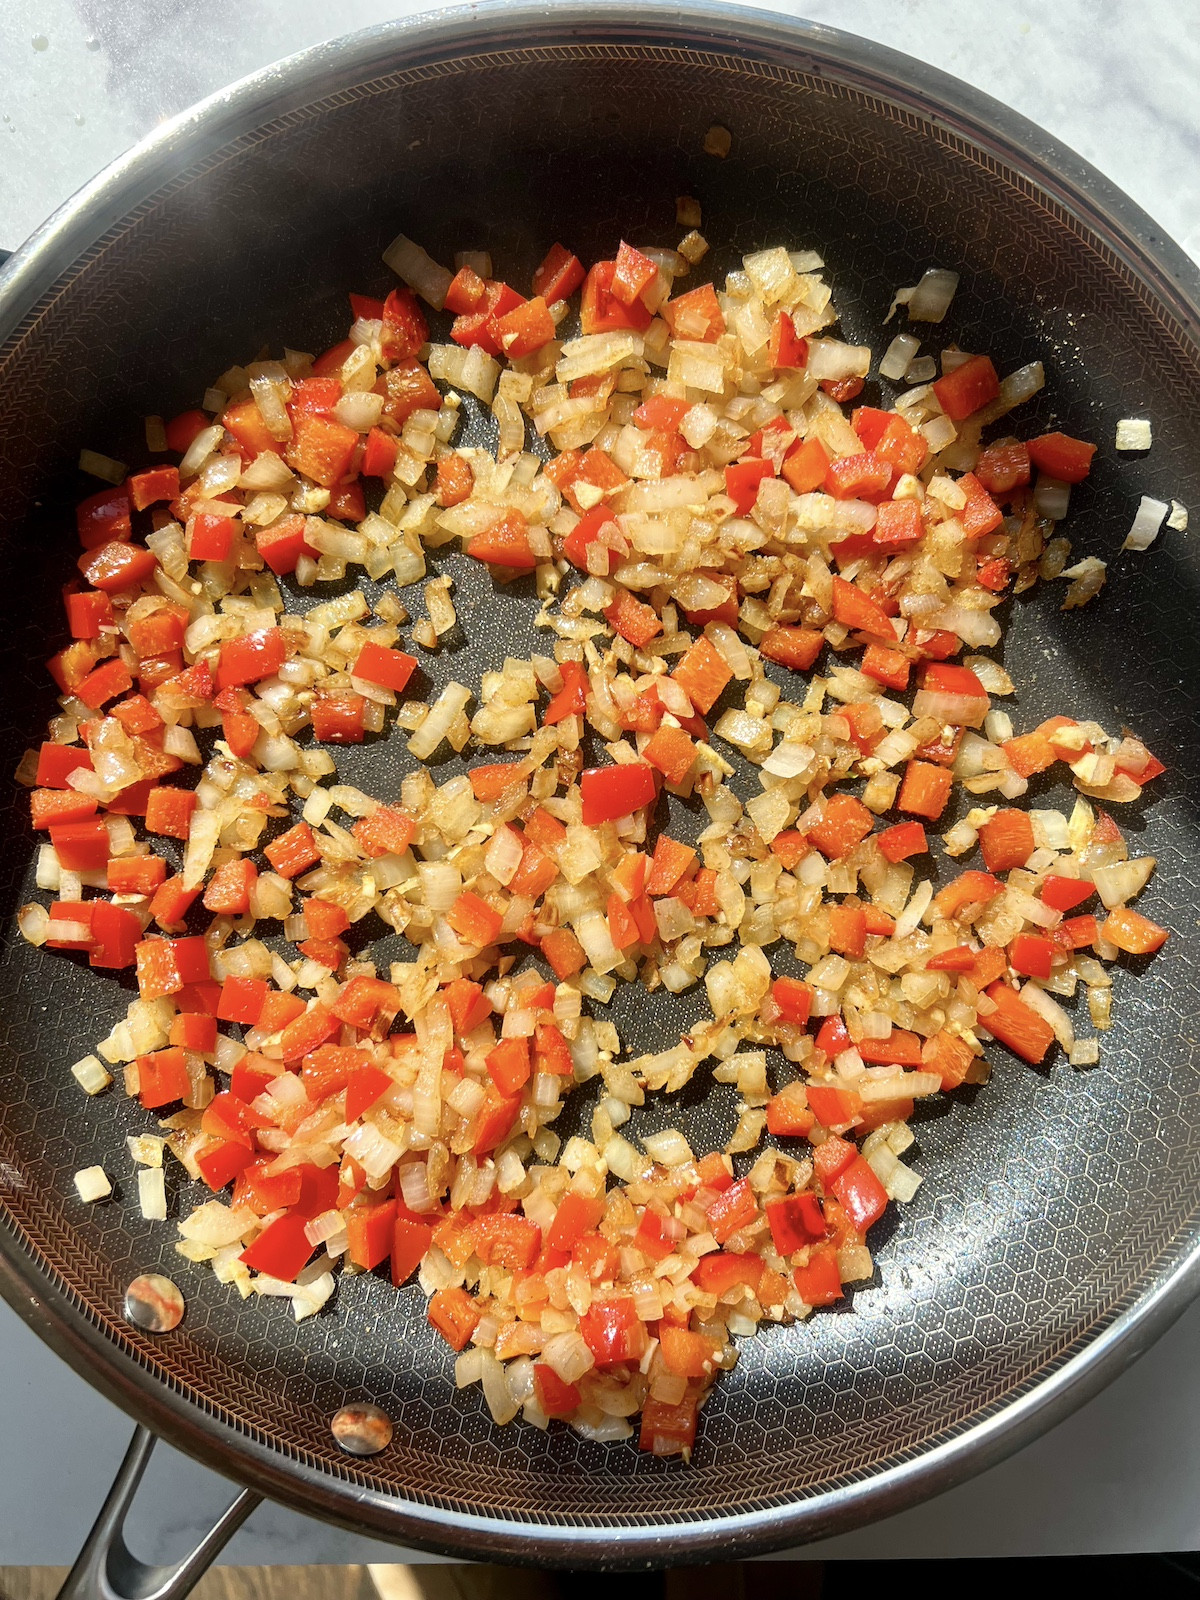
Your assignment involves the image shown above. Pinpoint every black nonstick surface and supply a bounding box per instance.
[0,4,1198,1568]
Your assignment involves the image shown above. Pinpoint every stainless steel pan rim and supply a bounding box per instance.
[2,0,1199,1566]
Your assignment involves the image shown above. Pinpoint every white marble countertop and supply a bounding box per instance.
[3,0,1200,1569]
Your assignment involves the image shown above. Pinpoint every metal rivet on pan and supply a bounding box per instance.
[331,1403,393,1456]
[124,1273,185,1333]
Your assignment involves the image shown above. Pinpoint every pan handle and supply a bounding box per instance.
[57,1425,263,1600]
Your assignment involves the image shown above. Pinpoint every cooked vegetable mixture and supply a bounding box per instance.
[18,222,1169,1460]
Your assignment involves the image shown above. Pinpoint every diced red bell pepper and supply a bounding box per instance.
[239,1212,314,1283]
[1101,906,1169,955]
[808,793,874,860]
[769,310,808,368]
[579,1295,650,1366]
[379,286,428,361]
[639,1395,698,1458]
[1040,875,1094,913]
[932,354,1000,420]
[662,281,724,342]
[707,1177,757,1244]
[643,723,697,785]
[472,1090,521,1154]
[604,587,663,649]
[982,981,1057,1063]
[308,693,365,744]
[221,398,286,457]
[216,627,286,691]
[672,635,733,714]
[444,265,487,315]
[579,763,656,825]
[541,927,587,981]
[770,976,813,1027]
[827,903,867,960]
[447,890,504,948]
[284,413,359,488]
[76,486,131,549]
[792,1244,844,1307]
[391,1216,433,1287]
[829,1155,889,1232]
[765,1085,815,1138]
[545,1192,605,1253]
[958,471,1005,539]
[873,498,924,548]
[474,1214,542,1270]
[264,821,321,879]
[1026,431,1096,483]
[165,409,211,455]
[658,1324,722,1379]
[256,514,318,575]
[1009,931,1055,980]
[189,512,235,562]
[644,834,695,896]
[196,1138,254,1192]
[580,261,653,335]
[931,869,1004,920]
[331,975,401,1033]
[86,901,141,969]
[137,1046,192,1110]
[78,540,157,594]
[781,435,831,494]
[202,857,256,916]
[532,242,586,304]
[533,1363,581,1418]
[147,874,199,931]
[466,507,537,571]
[359,426,399,481]
[830,575,895,639]
[493,294,555,358]
[216,975,268,1027]
[48,817,110,871]
[351,807,416,862]
[143,786,196,840]
[428,1286,481,1350]
[107,854,167,895]
[725,457,774,514]
[977,808,1035,873]
[805,1085,863,1130]
[542,660,588,727]
[765,1192,826,1255]
[35,741,93,789]
[610,241,658,307]
[974,440,1031,496]
[897,759,953,820]
[64,587,115,640]
[876,820,928,863]
[381,358,441,426]
[825,452,892,502]
[277,1004,340,1066]
[486,1036,532,1096]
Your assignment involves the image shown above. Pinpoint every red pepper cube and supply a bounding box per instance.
[75,656,134,710]
[255,514,317,575]
[1026,431,1097,484]
[579,763,657,825]
[128,466,180,512]
[532,243,585,305]
[264,821,321,879]
[65,588,115,639]
[353,642,418,693]
[351,806,415,858]
[36,742,93,788]
[137,1046,192,1109]
[310,692,367,744]
[239,1212,315,1283]
[78,540,157,594]
[217,975,269,1026]
[189,513,236,562]
[76,486,132,549]
[897,760,953,821]
[89,902,142,969]
[49,817,110,871]
[144,787,196,840]
[380,287,428,361]
[932,354,1001,421]
[216,627,287,691]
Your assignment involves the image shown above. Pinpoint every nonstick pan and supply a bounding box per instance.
[1,1,1199,1579]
